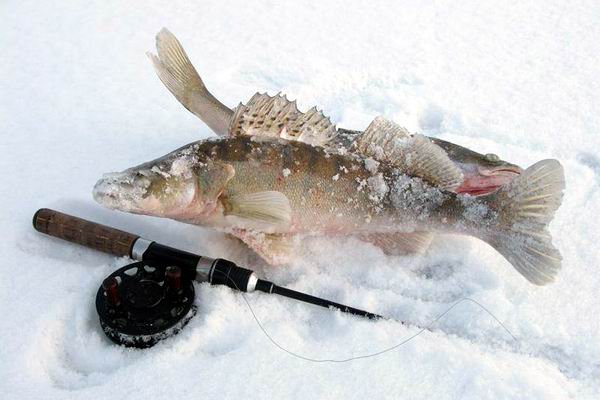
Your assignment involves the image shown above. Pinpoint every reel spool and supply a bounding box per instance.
[96,261,196,348]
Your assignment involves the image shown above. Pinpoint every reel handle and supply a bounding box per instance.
[32,208,139,258]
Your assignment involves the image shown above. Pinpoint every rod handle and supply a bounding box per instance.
[32,208,139,257]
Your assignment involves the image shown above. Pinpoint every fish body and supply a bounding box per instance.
[93,29,566,285]
[94,135,564,285]
[96,136,476,236]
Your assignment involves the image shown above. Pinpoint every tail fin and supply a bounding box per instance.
[146,28,233,136]
[484,159,565,285]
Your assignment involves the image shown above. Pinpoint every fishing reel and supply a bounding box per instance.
[96,261,196,348]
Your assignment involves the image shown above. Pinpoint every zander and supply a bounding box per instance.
[94,132,564,285]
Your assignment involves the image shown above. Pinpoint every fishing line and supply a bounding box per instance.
[230,277,517,363]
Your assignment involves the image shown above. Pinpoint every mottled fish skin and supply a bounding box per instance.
[95,136,488,236]
[428,137,523,195]
[191,136,385,233]
[94,135,565,285]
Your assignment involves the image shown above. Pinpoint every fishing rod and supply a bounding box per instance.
[32,208,385,348]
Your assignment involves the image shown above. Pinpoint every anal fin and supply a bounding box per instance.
[359,231,434,255]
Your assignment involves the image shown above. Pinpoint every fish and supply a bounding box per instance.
[148,28,523,198]
[93,131,565,285]
[102,28,564,284]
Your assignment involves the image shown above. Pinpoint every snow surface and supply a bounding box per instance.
[2,1,600,398]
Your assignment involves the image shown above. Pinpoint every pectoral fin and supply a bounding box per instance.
[223,191,292,230]
[359,231,434,255]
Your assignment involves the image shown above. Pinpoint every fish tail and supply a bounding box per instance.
[147,28,233,136]
[481,159,565,285]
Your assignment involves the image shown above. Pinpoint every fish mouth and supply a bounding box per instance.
[92,171,151,212]
[455,166,522,196]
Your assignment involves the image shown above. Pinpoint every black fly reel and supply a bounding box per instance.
[96,261,196,348]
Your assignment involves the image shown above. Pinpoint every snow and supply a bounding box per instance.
[366,173,389,203]
[364,157,380,174]
[1,1,600,399]
[390,175,444,220]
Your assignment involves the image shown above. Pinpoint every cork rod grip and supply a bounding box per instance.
[32,208,140,257]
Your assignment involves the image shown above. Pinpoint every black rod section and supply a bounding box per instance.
[255,279,385,320]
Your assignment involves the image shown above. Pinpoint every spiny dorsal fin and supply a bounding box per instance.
[229,92,337,147]
[355,117,464,191]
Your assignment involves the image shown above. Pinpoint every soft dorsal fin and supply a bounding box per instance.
[355,117,464,191]
[229,93,337,147]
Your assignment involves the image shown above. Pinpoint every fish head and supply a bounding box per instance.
[430,138,523,196]
[93,147,206,219]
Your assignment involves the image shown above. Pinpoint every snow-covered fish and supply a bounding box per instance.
[147,28,523,198]
[96,29,564,285]
[93,129,564,285]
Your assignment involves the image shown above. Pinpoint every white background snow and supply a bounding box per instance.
[2,1,599,398]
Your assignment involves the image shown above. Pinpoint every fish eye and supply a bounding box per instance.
[485,153,500,162]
